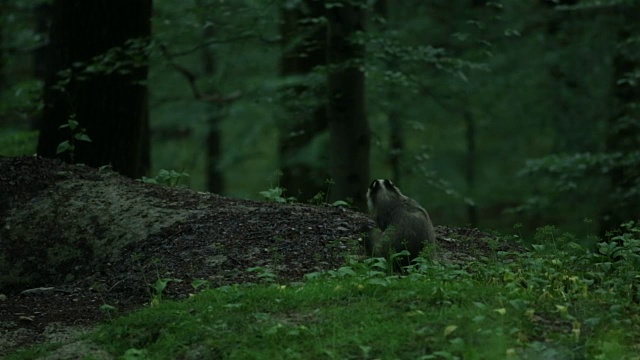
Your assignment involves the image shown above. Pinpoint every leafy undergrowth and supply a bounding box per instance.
[7,223,640,359]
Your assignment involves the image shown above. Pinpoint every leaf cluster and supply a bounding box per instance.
[141,169,191,188]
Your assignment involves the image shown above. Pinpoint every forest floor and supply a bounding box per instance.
[0,157,521,356]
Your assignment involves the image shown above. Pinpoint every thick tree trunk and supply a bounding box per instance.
[326,0,370,209]
[37,0,151,178]
[278,0,328,200]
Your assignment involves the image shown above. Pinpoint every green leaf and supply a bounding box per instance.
[75,133,92,142]
[531,244,545,252]
[67,119,79,130]
[191,279,210,290]
[56,140,71,154]
[100,304,117,312]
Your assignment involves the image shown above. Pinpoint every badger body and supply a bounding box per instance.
[365,179,436,266]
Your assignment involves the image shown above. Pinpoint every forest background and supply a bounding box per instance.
[0,0,638,242]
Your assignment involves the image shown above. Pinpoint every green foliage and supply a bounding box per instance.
[150,278,183,307]
[99,304,118,323]
[0,80,44,125]
[56,115,92,162]
[84,233,638,358]
[330,200,349,207]
[190,278,211,290]
[517,152,640,230]
[51,38,151,93]
[141,169,190,187]
[1,0,638,236]
[247,266,278,284]
[306,179,350,207]
[259,186,297,204]
[520,152,640,192]
[0,130,38,156]
[6,225,639,359]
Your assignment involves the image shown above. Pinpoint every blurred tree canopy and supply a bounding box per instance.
[0,0,638,240]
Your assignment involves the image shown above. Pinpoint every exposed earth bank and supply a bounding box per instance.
[0,156,522,355]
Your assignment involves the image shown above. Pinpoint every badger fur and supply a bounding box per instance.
[365,179,436,266]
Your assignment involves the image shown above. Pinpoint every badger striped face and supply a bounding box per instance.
[366,179,402,212]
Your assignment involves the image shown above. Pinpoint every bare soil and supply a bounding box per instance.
[0,156,522,356]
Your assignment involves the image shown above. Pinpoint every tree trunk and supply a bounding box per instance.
[33,3,50,81]
[373,0,404,183]
[0,9,5,94]
[326,0,370,209]
[464,109,478,227]
[278,0,328,201]
[202,26,226,194]
[601,6,640,234]
[37,0,152,179]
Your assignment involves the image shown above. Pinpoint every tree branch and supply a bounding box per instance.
[159,44,242,103]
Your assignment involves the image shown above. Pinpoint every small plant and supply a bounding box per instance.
[247,266,278,283]
[56,114,92,163]
[331,200,350,207]
[259,186,297,203]
[259,170,297,203]
[308,191,326,205]
[191,279,212,291]
[150,278,182,306]
[323,178,350,207]
[308,179,350,207]
[100,304,118,322]
[91,281,119,322]
[324,178,334,203]
[141,169,190,187]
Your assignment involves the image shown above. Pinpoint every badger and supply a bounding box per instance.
[365,179,436,267]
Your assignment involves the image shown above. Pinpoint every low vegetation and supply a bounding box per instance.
[6,223,640,359]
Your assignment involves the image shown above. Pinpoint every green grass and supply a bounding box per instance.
[7,223,640,359]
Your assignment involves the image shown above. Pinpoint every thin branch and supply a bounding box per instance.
[165,34,255,58]
[159,44,242,104]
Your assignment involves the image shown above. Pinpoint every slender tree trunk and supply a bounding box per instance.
[37,0,151,178]
[0,9,5,94]
[373,0,403,183]
[542,0,586,153]
[33,3,50,80]
[388,107,403,183]
[202,26,225,194]
[0,3,7,126]
[326,0,370,209]
[464,109,478,227]
[601,6,640,234]
[29,3,51,131]
[278,0,328,200]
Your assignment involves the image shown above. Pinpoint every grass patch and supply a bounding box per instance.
[7,222,640,359]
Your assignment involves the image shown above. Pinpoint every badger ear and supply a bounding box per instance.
[382,179,394,189]
[369,179,380,190]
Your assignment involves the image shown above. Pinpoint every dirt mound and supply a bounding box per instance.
[0,156,523,355]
